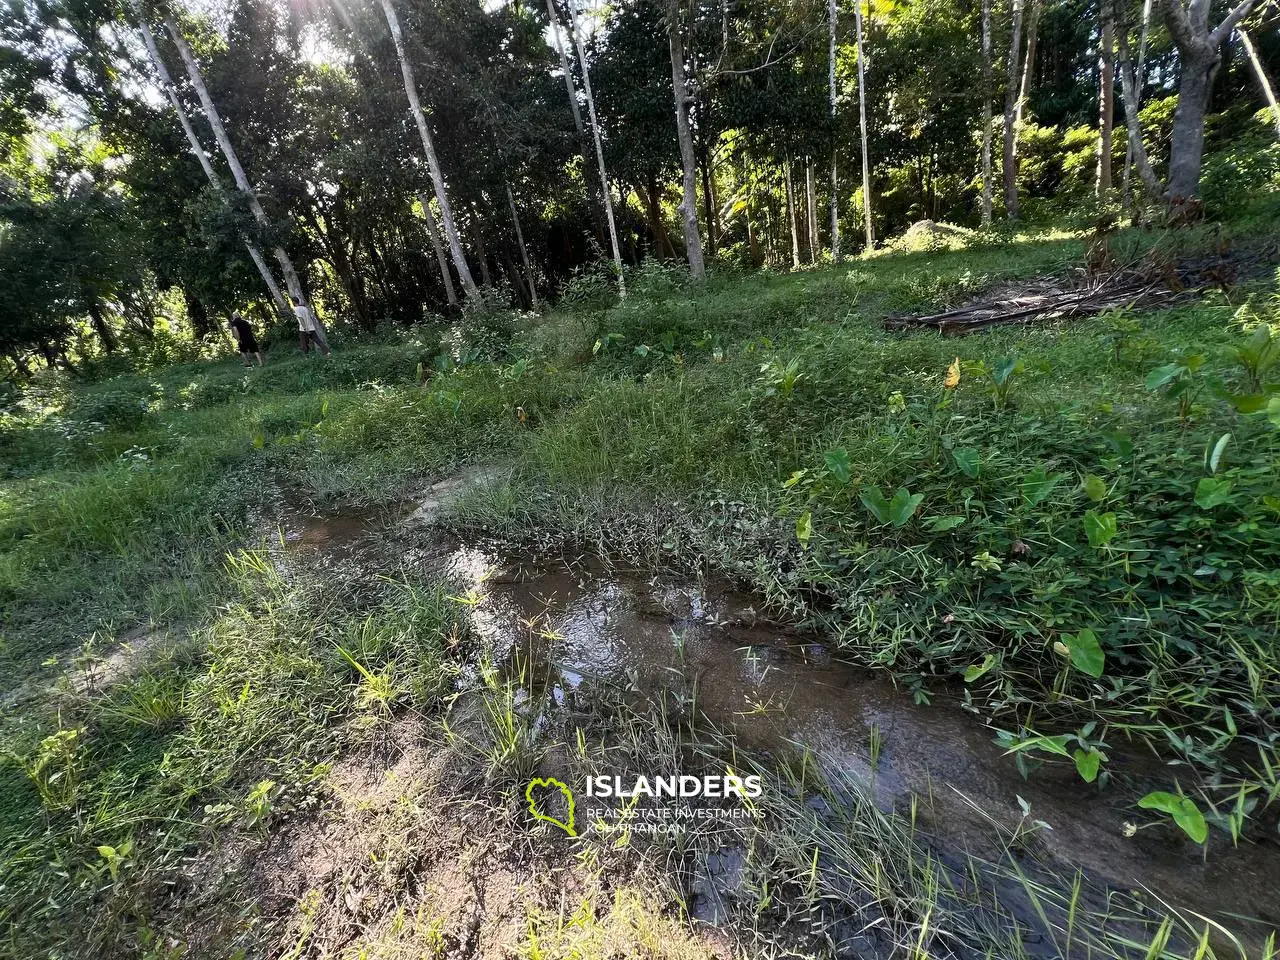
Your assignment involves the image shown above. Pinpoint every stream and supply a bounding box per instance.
[278,500,1280,953]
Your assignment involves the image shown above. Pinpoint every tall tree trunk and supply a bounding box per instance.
[641,175,676,258]
[568,0,627,298]
[1167,45,1218,202]
[855,0,874,248]
[165,18,308,308]
[1002,0,1025,219]
[667,0,705,279]
[1157,0,1259,203]
[139,17,288,314]
[1097,0,1116,194]
[470,211,492,287]
[785,158,801,268]
[828,0,841,260]
[418,193,458,306]
[699,141,718,257]
[805,159,819,262]
[506,183,538,308]
[1239,28,1280,138]
[546,0,584,135]
[87,299,115,353]
[376,0,478,297]
[1116,0,1163,198]
[183,286,210,338]
[1015,0,1041,131]
[981,0,994,224]
[1121,0,1154,210]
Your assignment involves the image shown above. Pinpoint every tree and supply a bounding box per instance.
[135,16,288,315]
[163,16,309,305]
[1239,27,1280,138]
[855,0,873,248]
[981,0,994,224]
[667,0,705,279]
[567,0,626,296]
[828,0,841,261]
[376,0,478,297]
[1096,0,1115,194]
[1120,0,1153,209]
[1002,0,1025,219]
[1158,0,1260,203]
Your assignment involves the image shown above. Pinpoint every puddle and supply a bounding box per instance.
[435,550,1280,943]
[272,501,1280,947]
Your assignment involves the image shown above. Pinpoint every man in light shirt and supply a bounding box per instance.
[293,295,330,356]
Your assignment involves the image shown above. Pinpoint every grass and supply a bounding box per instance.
[0,223,1278,956]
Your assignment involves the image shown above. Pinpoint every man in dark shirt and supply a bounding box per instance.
[229,312,263,367]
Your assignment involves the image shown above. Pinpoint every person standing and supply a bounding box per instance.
[293,295,331,356]
[228,311,263,367]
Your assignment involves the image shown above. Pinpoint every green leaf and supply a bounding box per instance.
[795,511,812,545]
[823,447,853,485]
[1102,429,1134,457]
[1267,394,1280,429]
[1073,748,1102,783]
[962,653,996,683]
[1005,734,1072,758]
[1145,363,1184,391]
[951,447,981,479]
[1194,477,1233,509]
[859,485,891,525]
[1206,433,1231,473]
[993,356,1019,385]
[783,469,807,489]
[1138,791,1208,844]
[926,515,967,532]
[1083,510,1118,548]
[1082,474,1108,502]
[888,488,924,527]
[1021,467,1067,506]
[1063,628,1105,678]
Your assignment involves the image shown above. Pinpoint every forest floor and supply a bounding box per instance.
[2,223,1279,959]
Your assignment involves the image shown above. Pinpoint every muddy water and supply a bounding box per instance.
[280,507,1280,946]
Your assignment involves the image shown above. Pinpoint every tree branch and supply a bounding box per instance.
[1209,0,1260,45]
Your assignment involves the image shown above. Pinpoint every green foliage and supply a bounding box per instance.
[1137,791,1209,844]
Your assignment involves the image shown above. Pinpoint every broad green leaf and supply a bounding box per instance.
[823,448,853,484]
[1138,791,1208,844]
[1145,363,1183,391]
[888,488,924,527]
[1021,467,1067,506]
[1194,477,1233,509]
[1064,628,1105,678]
[951,447,980,479]
[962,653,996,683]
[860,485,891,525]
[993,356,1019,385]
[1083,511,1118,548]
[1207,433,1231,473]
[1267,394,1280,429]
[1083,474,1107,502]
[795,511,812,545]
[1073,748,1102,783]
[783,469,808,489]
[1102,429,1134,457]
[926,515,967,532]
